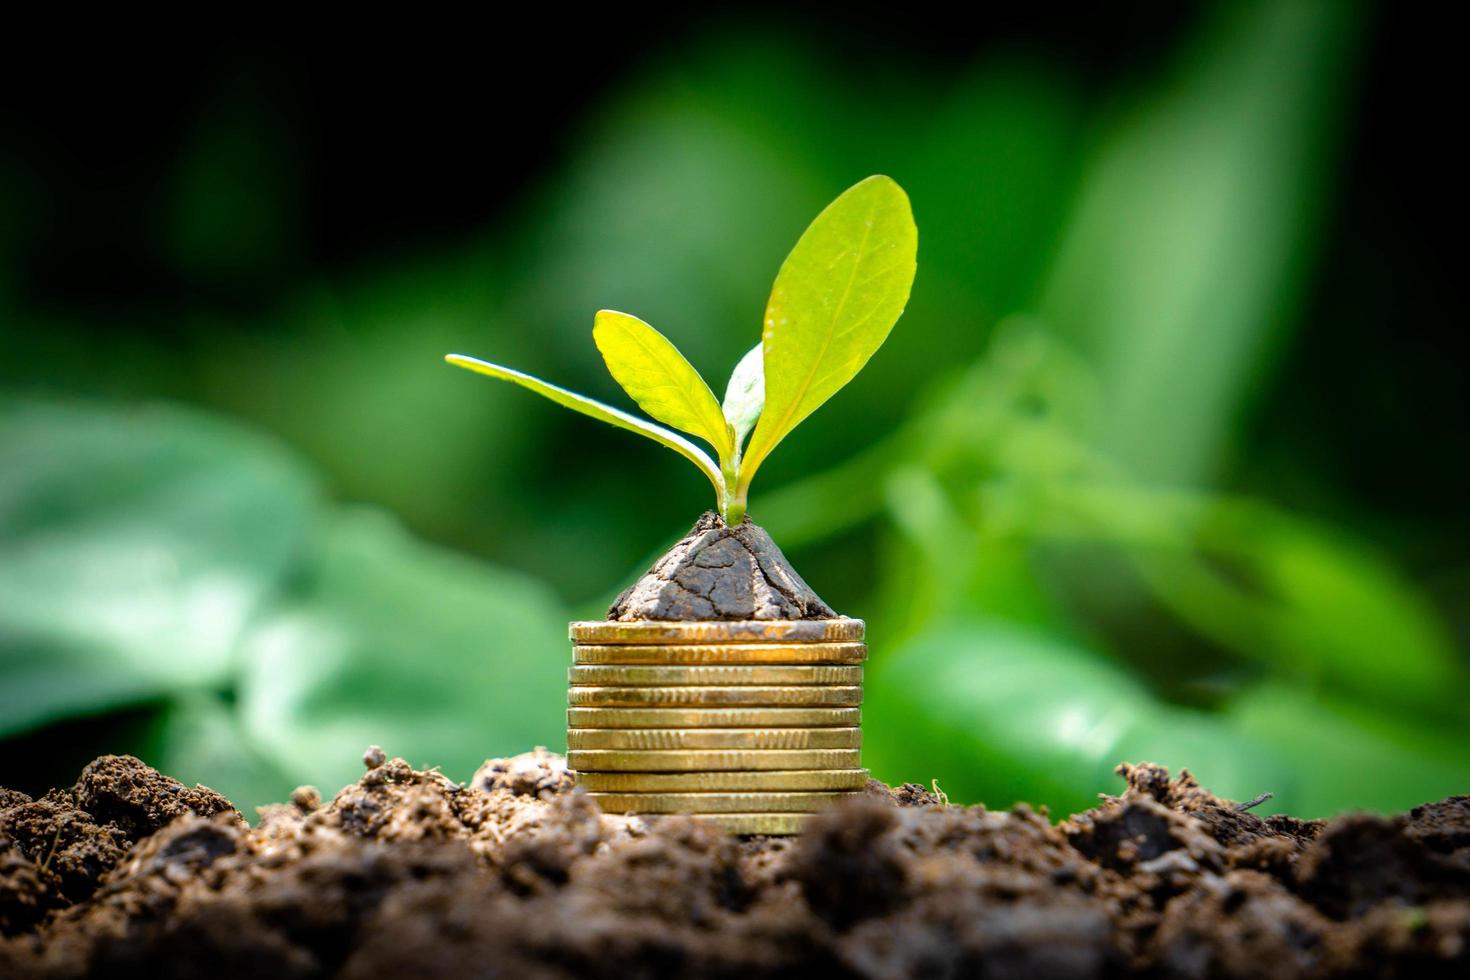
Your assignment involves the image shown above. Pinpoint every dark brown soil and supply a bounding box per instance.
[3,751,1468,978]
[608,512,837,621]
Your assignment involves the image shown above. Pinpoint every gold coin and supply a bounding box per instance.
[567,707,862,729]
[567,728,861,750]
[569,619,864,645]
[588,792,850,814]
[567,748,861,771]
[567,686,862,707]
[569,664,862,687]
[573,642,867,665]
[575,768,870,792]
[685,813,812,835]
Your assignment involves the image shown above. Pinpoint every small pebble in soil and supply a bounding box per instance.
[290,785,322,812]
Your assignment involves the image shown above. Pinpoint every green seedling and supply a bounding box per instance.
[446,175,917,524]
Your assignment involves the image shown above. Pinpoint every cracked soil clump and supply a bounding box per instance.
[608,511,838,620]
[0,756,237,936]
[2,755,1468,978]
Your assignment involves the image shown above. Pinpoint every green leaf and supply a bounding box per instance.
[237,508,568,795]
[721,343,764,454]
[738,175,918,492]
[591,309,732,460]
[0,399,317,738]
[445,353,724,497]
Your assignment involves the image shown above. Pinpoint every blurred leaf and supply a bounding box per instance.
[1225,683,1470,817]
[864,618,1294,814]
[445,353,724,497]
[1040,0,1359,483]
[740,176,918,490]
[0,399,317,737]
[1039,484,1467,715]
[592,309,732,460]
[722,344,764,453]
[237,508,568,794]
[1176,500,1464,714]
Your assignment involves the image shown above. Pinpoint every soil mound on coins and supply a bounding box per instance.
[4,750,1469,978]
[609,511,837,621]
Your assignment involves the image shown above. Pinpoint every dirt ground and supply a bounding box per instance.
[2,750,1467,979]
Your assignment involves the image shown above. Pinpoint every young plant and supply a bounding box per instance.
[446,175,917,525]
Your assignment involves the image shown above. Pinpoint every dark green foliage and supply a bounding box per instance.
[2,0,1465,816]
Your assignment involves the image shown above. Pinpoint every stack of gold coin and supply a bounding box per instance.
[568,618,867,834]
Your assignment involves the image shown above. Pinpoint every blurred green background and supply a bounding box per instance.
[2,2,1466,819]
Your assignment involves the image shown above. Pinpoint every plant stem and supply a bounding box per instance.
[722,487,748,525]
[720,457,746,524]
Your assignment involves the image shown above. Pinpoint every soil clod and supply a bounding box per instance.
[608,512,837,621]
[0,755,238,939]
